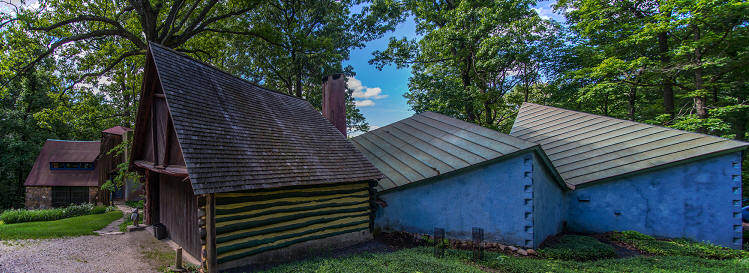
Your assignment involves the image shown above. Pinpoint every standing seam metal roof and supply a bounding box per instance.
[510,103,749,186]
[351,111,544,192]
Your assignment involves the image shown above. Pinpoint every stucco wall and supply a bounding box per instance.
[375,153,535,247]
[532,153,566,248]
[566,152,743,249]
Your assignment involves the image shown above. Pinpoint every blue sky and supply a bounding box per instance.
[345,1,564,131]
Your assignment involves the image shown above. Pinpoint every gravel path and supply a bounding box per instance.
[0,229,174,273]
[0,205,175,273]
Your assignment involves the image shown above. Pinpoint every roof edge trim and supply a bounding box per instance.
[572,146,747,189]
[376,145,570,194]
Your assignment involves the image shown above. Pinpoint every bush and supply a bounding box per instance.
[0,208,66,224]
[63,203,94,218]
[610,231,747,260]
[0,203,107,224]
[539,235,616,261]
[125,200,144,209]
[91,206,107,214]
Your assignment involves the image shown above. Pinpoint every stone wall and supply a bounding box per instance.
[89,186,99,204]
[25,186,52,209]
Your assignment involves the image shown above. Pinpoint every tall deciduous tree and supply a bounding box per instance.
[370,0,561,131]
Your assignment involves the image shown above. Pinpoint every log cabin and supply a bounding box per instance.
[130,43,381,272]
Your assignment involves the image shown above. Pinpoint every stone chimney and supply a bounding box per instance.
[322,74,347,137]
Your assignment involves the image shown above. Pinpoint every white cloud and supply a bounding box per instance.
[355,99,375,107]
[533,7,553,20]
[347,76,388,99]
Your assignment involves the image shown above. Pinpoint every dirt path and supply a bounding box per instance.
[0,229,175,273]
[0,205,175,273]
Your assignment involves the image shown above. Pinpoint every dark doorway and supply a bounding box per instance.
[51,186,89,207]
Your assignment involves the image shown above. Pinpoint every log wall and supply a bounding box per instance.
[213,181,372,264]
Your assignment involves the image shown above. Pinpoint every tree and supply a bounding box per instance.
[5,0,266,89]
[371,0,561,131]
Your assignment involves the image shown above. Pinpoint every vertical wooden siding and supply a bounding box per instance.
[159,174,201,258]
[214,182,372,264]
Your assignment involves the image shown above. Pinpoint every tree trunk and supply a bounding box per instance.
[734,117,746,141]
[628,86,636,121]
[461,61,475,123]
[658,32,674,123]
[121,73,131,126]
[693,26,708,129]
[295,67,303,98]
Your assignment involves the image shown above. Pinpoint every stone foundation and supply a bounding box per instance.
[25,186,52,209]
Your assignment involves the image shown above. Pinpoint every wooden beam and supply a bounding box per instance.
[151,98,159,166]
[153,93,166,98]
[133,160,188,177]
[162,116,173,167]
[206,193,217,273]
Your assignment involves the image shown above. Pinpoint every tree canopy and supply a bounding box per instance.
[0,0,747,210]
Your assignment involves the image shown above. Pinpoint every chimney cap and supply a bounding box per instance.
[322,73,344,83]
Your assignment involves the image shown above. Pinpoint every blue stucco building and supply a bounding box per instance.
[353,105,747,249]
[351,112,567,248]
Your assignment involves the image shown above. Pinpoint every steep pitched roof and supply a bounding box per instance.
[510,103,749,187]
[24,140,100,187]
[102,126,132,135]
[146,43,382,194]
[351,111,563,192]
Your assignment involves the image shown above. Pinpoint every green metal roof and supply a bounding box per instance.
[511,103,749,187]
[350,111,544,192]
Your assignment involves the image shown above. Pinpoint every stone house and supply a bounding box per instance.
[24,139,100,209]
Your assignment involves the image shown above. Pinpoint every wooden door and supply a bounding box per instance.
[158,174,200,258]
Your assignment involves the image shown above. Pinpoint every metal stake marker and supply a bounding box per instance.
[434,227,445,258]
[472,227,484,261]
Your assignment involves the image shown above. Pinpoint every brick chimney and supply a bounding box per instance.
[322,74,347,137]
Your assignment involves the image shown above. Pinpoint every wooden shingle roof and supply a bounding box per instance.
[511,103,749,187]
[148,43,382,194]
[351,112,561,192]
[25,140,100,187]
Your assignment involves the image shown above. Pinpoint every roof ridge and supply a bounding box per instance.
[520,102,749,146]
[148,42,308,103]
[46,139,100,142]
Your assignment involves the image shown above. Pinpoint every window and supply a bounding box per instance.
[49,162,95,170]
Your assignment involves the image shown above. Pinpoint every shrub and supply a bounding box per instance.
[63,203,94,218]
[0,208,66,224]
[125,200,144,209]
[91,206,107,214]
[0,203,105,224]
[610,231,748,259]
[539,235,616,261]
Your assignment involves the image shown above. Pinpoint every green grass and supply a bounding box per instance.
[119,213,133,232]
[261,232,749,273]
[261,246,749,273]
[262,247,484,273]
[539,235,616,261]
[0,210,123,240]
[610,231,748,259]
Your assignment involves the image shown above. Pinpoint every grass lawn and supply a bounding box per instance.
[0,210,123,240]
[261,232,749,273]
